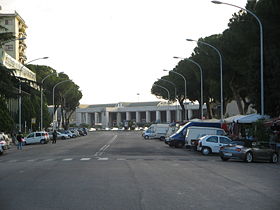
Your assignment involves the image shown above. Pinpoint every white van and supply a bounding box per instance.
[143,124,172,140]
[185,126,226,148]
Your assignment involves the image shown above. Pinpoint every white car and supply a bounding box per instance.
[24,131,50,145]
[0,132,12,149]
[49,132,70,140]
[197,135,232,155]
[0,140,9,150]
[57,132,70,140]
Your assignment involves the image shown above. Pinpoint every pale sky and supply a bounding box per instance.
[1,0,249,104]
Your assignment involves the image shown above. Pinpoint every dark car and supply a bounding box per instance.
[220,140,278,163]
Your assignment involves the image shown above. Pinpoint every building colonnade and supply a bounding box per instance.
[76,102,204,128]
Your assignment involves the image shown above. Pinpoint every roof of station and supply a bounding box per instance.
[79,101,164,109]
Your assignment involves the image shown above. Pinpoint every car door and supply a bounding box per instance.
[253,142,271,160]
[35,132,41,143]
[205,136,219,153]
[26,133,35,144]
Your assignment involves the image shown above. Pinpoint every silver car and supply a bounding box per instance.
[220,140,278,163]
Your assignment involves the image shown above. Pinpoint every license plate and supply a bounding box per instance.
[224,152,232,156]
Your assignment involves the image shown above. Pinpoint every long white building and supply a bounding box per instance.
[75,101,206,128]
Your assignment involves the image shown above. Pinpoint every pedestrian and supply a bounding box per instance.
[16,132,23,150]
[52,130,57,144]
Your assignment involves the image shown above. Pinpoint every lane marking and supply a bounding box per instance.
[94,135,117,157]
[43,159,54,162]
[7,160,18,163]
[98,157,108,161]
[80,158,91,161]
[62,158,73,161]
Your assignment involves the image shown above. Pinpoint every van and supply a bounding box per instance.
[143,124,173,140]
[185,126,226,148]
[166,121,222,148]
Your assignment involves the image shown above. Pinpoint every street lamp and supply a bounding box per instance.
[52,80,71,130]
[18,56,49,132]
[186,38,223,121]
[174,56,204,119]
[40,72,58,131]
[163,69,188,121]
[157,78,177,100]
[153,84,170,102]
[212,0,264,116]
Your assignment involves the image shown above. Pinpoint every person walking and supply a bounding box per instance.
[52,130,57,144]
[16,132,23,150]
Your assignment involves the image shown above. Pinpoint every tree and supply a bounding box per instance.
[27,65,82,129]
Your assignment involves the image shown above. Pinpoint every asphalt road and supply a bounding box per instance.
[0,131,279,210]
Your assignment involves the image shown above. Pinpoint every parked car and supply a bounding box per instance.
[0,140,9,150]
[77,129,83,136]
[70,129,80,137]
[0,132,12,149]
[197,135,232,155]
[220,140,279,163]
[82,128,88,135]
[49,131,70,140]
[24,131,50,145]
[61,130,75,138]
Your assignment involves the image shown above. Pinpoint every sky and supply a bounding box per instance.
[0,0,249,104]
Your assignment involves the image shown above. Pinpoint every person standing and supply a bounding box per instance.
[52,130,57,144]
[16,132,23,150]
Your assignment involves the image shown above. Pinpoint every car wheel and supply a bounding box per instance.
[270,153,278,163]
[144,135,149,140]
[201,147,211,155]
[221,157,229,161]
[40,140,45,144]
[175,141,184,148]
[62,136,66,140]
[159,136,165,141]
[245,152,253,163]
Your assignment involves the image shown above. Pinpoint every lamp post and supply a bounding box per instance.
[186,39,223,121]
[153,84,170,102]
[212,0,264,116]
[18,56,49,132]
[40,72,58,131]
[163,69,188,121]
[52,80,71,130]
[157,78,177,100]
[174,56,204,119]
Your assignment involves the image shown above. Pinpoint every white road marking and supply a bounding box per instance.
[117,158,126,161]
[98,157,108,160]
[80,158,91,161]
[7,160,18,163]
[43,159,54,162]
[94,135,117,157]
[62,158,73,161]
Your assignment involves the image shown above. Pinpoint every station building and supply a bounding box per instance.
[75,101,206,128]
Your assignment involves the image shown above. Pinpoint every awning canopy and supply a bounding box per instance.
[225,114,269,124]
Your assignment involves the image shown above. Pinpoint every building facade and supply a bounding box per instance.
[75,101,206,128]
[0,11,27,63]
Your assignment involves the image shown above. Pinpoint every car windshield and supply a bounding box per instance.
[231,140,253,147]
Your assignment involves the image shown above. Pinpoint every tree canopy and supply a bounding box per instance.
[152,0,280,118]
